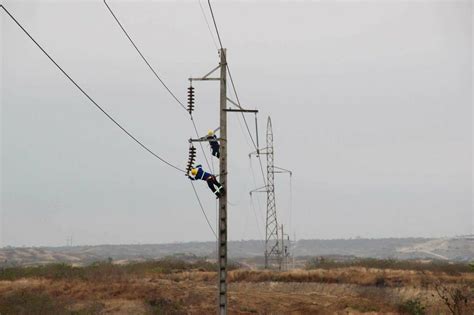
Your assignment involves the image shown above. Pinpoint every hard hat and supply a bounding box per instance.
[207,130,214,136]
[191,168,198,176]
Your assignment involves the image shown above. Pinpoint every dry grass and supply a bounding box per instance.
[0,258,226,282]
[228,267,474,288]
[306,257,472,275]
[0,259,473,314]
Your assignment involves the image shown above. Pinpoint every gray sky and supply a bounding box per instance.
[1,0,472,247]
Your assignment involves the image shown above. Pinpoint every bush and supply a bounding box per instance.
[434,281,472,315]
[0,290,67,314]
[398,299,426,315]
[0,258,222,281]
[147,297,183,314]
[305,257,471,275]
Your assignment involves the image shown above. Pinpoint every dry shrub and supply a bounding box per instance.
[146,297,183,314]
[0,288,68,314]
[165,271,216,282]
[228,268,474,289]
[398,298,426,315]
[229,269,346,285]
[0,258,223,282]
[433,281,473,315]
[306,257,472,275]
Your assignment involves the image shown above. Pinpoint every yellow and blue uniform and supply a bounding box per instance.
[207,135,220,158]
[188,164,212,181]
[189,164,224,197]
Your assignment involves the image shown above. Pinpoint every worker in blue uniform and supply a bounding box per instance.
[205,130,220,158]
[189,164,225,198]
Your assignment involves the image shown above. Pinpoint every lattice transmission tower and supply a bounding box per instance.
[264,117,281,268]
[250,117,292,270]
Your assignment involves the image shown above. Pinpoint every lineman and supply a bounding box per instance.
[205,130,220,158]
[189,164,225,198]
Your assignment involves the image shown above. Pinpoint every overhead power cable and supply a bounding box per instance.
[103,0,187,112]
[207,0,269,246]
[191,181,217,239]
[103,0,213,173]
[190,116,213,174]
[103,1,216,237]
[198,0,219,51]
[206,0,258,150]
[206,0,267,191]
[0,5,184,174]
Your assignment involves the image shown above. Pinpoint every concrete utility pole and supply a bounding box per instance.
[218,48,228,315]
[189,49,258,314]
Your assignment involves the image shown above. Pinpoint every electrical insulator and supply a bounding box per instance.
[186,145,196,173]
[187,86,195,114]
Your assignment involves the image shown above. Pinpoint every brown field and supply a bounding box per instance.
[0,260,473,314]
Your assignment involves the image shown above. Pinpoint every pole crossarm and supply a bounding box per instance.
[189,64,221,81]
[189,137,223,143]
[224,108,258,113]
[189,77,220,81]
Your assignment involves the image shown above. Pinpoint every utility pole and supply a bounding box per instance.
[280,224,291,270]
[188,48,258,314]
[218,48,228,315]
[281,225,285,270]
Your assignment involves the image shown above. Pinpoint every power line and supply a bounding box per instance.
[206,0,224,51]
[191,181,217,239]
[250,195,264,240]
[197,0,219,51]
[103,0,187,112]
[103,0,214,173]
[102,1,216,237]
[235,113,266,185]
[206,0,258,150]
[0,5,184,174]
[190,116,213,174]
[206,0,267,192]
[249,157,266,224]
[206,1,270,252]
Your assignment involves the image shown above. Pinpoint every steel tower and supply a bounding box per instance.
[264,117,281,268]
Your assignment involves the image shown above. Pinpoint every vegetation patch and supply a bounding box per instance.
[0,257,231,282]
[146,297,183,314]
[305,257,472,275]
[398,298,426,315]
[0,289,68,314]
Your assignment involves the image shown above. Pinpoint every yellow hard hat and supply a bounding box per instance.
[191,168,198,176]
[207,130,214,136]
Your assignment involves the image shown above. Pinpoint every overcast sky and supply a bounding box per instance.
[1,0,472,247]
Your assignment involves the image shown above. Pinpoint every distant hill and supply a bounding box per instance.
[0,236,472,267]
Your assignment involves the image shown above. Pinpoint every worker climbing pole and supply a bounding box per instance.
[188,164,225,198]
